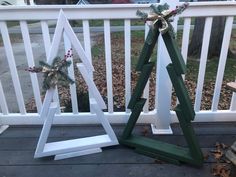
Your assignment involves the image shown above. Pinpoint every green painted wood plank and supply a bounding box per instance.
[128,62,155,109]
[135,148,181,165]
[136,25,159,71]
[167,64,195,121]
[175,105,204,163]
[121,99,146,139]
[162,30,186,75]
[120,135,202,166]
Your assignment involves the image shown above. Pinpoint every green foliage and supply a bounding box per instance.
[150,3,169,15]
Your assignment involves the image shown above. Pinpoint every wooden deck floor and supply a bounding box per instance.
[1,122,236,177]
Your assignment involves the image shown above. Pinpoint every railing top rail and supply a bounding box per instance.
[0,2,236,21]
[180,1,236,17]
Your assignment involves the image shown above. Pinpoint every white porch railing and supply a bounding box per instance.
[0,1,236,133]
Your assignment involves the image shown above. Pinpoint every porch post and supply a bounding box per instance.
[152,0,179,134]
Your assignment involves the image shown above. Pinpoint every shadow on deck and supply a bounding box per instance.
[1,122,236,177]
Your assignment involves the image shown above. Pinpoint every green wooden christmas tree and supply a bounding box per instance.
[119,3,204,166]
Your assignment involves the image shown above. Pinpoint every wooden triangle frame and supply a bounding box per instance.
[34,10,118,160]
[119,23,204,166]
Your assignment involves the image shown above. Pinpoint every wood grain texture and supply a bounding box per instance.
[0,123,235,177]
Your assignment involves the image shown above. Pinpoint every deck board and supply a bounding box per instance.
[0,123,236,177]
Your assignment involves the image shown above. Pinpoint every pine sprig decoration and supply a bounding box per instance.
[136,10,148,21]
[26,49,75,90]
[137,2,189,34]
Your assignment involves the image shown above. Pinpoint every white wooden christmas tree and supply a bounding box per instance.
[34,10,118,160]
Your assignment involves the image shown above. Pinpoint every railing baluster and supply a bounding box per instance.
[143,23,150,113]
[211,16,234,111]
[181,18,191,65]
[40,20,61,114]
[230,89,236,111]
[20,21,42,113]
[63,32,78,114]
[124,19,131,113]
[40,21,51,58]
[194,17,213,112]
[104,20,113,113]
[83,20,94,113]
[0,80,9,115]
[0,21,26,114]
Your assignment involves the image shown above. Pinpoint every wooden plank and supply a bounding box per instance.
[175,105,203,162]
[122,99,146,139]
[0,148,219,165]
[104,20,114,113]
[181,18,191,65]
[35,102,58,157]
[0,164,214,177]
[0,125,9,134]
[120,135,202,166]
[1,133,236,150]
[227,82,236,92]
[90,100,117,142]
[77,64,106,110]
[40,21,51,59]
[136,24,159,71]
[167,64,195,121]
[20,21,42,113]
[54,148,102,160]
[0,148,155,165]
[83,20,94,113]
[1,123,236,138]
[143,24,150,113]
[41,20,61,114]
[0,21,26,114]
[124,19,131,113]
[194,17,213,112]
[63,32,78,114]
[211,16,234,111]
[230,92,236,111]
[128,62,155,109]
[162,30,187,75]
[0,80,9,115]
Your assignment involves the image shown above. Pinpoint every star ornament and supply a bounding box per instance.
[137,2,189,34]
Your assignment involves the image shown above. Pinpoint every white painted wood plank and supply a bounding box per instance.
[0,21,26,114]
[181,18,191,64]
[175,18,191,106]
[83,20,94,113]
[39,89,55,120]
[20,21,42,112]
[90,99,117,142]
[41,20,61,114]
[0,80,9,115]
[230,92,236,111]
[3,110,236,125]
[104,20,114,113]
[124,19,131,113]
[34,101,57,158]
[40,21,51,58]
[194,17,213,112]
[44,135,112,153]
[77,64,106,110]
[211,16,234,111]
[60,11,94,72]
[82,20,92,64]
[143,23,150,113]
[63,32,78,114]
[0,125,9,134]
[2,3,236,20]
[54,148,102,160]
